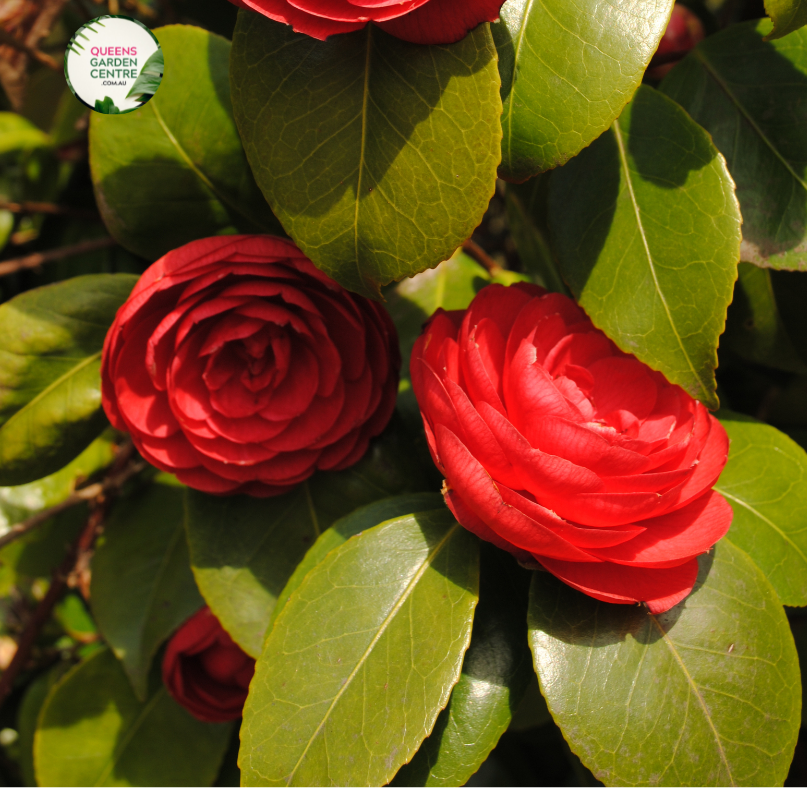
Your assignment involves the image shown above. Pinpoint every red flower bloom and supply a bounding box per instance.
[102,235,399,497]
[163,607,254,723]
[412,284,732,613]
[230,0,505,45]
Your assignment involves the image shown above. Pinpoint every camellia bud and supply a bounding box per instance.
[648,4,706,79]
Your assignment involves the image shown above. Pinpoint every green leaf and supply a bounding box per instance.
[494,0,674,182]
[94,97,121,115]
[722,263,806,372]
[0,112,50,153]
[126,49,164,99]
[268,492,443,632]
[714,410,807,607]
[765,0,807,40]
[34,647,231,786]
[186,422,428,658]
[505,175,568,295]
[660,19,807,271]
[239,508,479,787]
[528,540,802,786]
[91,477,204,700]
[548,85,741,408]
[0,276,137,485]
[230,13,502,299]
[89,25,282,261]
[392,544,533,787]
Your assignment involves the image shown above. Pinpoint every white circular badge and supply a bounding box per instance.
[64,16,163,115]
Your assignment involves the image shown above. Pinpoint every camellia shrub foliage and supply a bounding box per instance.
[3,0,807,788]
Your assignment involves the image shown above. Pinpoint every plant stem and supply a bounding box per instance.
[0,201,99,219]
[463,239,506,277]
[0,28,61,72]
[0,236,116,277]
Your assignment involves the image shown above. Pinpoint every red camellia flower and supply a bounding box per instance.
[412,284,732,613]
[163,607,255,723]
[229,0,506,45]
[102,235,399,497]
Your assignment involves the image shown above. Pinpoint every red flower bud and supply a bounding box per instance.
[648,4,705,78]
[162,607,255,723]
[229,0,506,45]
[412,284,732,613]
[101,235,400,497]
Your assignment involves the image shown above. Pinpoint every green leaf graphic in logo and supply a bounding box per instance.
[94,97,121,114]
[127,49,164,102]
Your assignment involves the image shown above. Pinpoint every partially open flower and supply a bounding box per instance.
[162,607,254,723]
[102,235,400,497]
[412,283,732,613]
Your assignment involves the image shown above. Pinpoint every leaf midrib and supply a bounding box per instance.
[285,520,462,784]
[647,612,735,786]
[611,117,708,402]
[505,0,537,161]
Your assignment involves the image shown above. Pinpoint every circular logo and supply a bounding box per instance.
[64,16,163,115]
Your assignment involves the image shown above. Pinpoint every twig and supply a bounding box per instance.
[0,28,62,72]
[0,445,142,709]
[463,239,506,277]
[0,236,116,277]
[0,201,99,219]
[0,446,144,552]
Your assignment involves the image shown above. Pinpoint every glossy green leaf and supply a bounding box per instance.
[549,85,741,408]
[505,175,568,294]
[528,540,801,786]
[0,276,137,486]
[34,648,231,786]
[126,49,164,99]
[239,508,479,787]
[392,544,533,787]
[765,0,807,40]
[268,492,442,633]
[89,25,281,261]
[92,477,204,699]
[186,423,427,658]
[230,13,502,299]
[660,19,807,271]
[494,0,674,181]
[722,263,806,372]
[714,410,807,607]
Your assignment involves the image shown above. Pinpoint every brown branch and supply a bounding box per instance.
[0,236,116,277]
[0,201,99,219]
[0,445,142,709]
[0,28,61,72]
[463,239,506,277]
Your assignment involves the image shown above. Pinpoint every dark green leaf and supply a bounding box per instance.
[722,263,806,372]
[268,492,443,632]
[505,175,568,294]
[94,97,121,115]
[714,410,807,607]
[528,540,801,786]
[549,85,741,408]
[186,422,428,657]
[392,544,533,787]
[765,0,807,40]
[89,25,282,261]
[494,0,674,181]
[660,19,807,271]
[92,476,204,699]
[34,648,232,786]
[126,49,164,99]
[0,275,137,485]
[230,13,501,298]
[239,508,479,787]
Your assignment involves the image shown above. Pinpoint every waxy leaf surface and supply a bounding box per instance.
[0,274,137,485]
[494,0,674,181]
[186,424,425,658]
[765,0,807,40]
[660,20,807,271]
[392,544,533,787]
[715,411,807,607]
[528,540,801,786]
[549,85,741,408]
[230,13,501,298]
[92,476,204,699]
[34,648,231,786]
[239,508,479,786]
[90,25,281,261]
